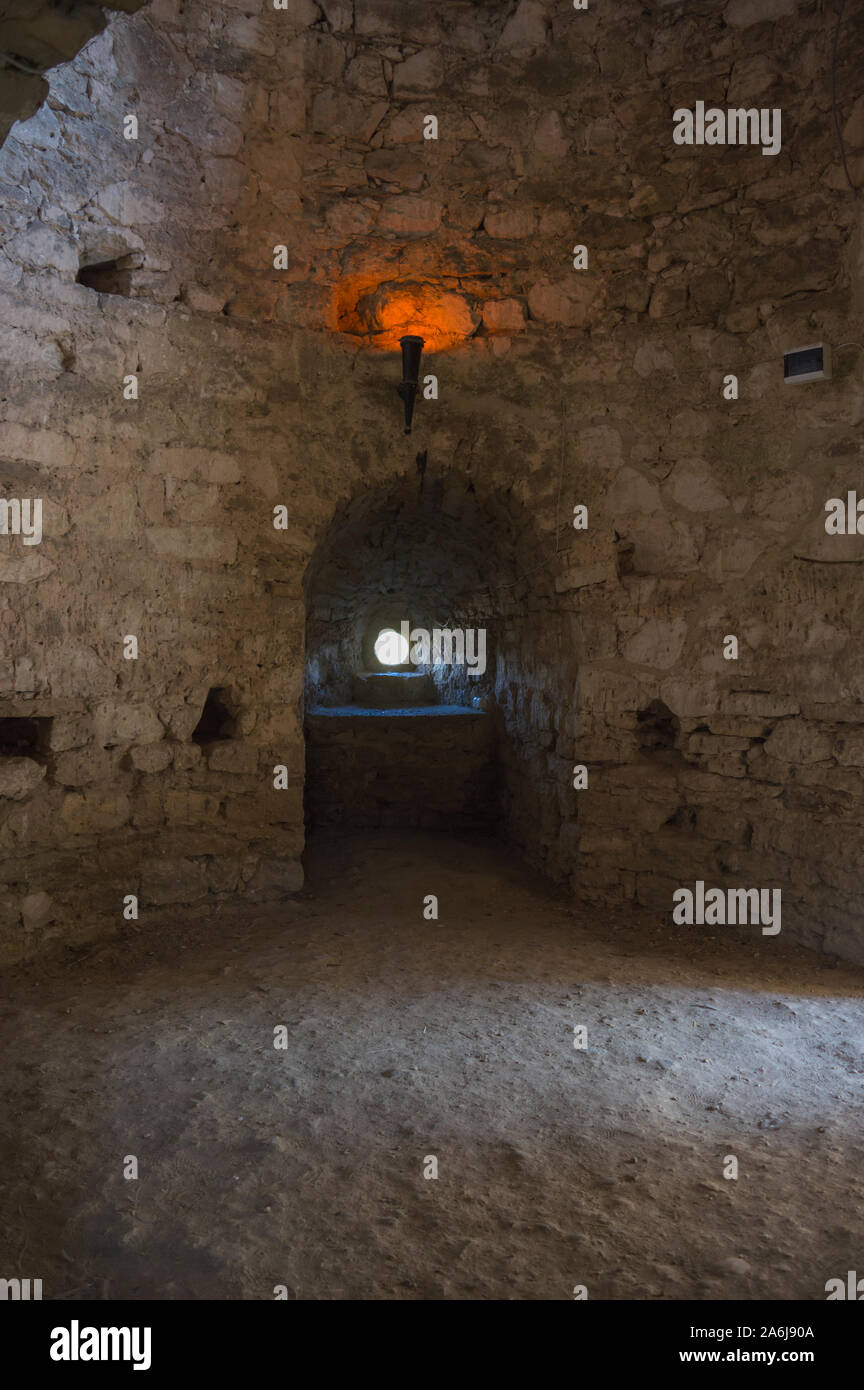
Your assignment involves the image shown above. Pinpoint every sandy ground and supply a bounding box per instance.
[0,829,862,1302]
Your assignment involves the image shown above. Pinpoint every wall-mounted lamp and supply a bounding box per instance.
[397,334,424,434]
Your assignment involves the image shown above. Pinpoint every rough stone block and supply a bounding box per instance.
[763,721,833,765]
[131,743,174,773]
[206,742,259,774]
[378,196,442,234]
[141,857,209,905]
[498,0,548,49]
[0,757,45,800]
[94,702,164,747]
[21,891,53,932]
[61,792,130,834]
[145,527,238,564]
[724,0,796,26]
[247,857,304,897]
[392,48,444,95]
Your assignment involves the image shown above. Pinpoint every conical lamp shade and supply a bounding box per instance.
[397,334,424,434]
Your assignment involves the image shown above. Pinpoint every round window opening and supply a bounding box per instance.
[374,627,409,667]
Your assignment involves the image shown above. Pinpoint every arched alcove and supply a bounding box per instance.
[303,467,577,875]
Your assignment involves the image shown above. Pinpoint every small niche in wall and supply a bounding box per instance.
[76,254,141,297]
[636,699,679,754]
[192,689,236,745]
[0,716,53,760]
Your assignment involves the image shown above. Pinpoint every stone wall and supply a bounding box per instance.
[1,0,864,961]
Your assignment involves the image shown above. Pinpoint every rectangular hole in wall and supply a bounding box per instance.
[636,699,679,753]
[192,689,236,745]
[76,257,138,296]
[0,716,53,760]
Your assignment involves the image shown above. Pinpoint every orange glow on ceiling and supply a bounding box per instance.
[333,276,479,352]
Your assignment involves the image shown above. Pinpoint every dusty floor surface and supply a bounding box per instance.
[0,830,862,1301]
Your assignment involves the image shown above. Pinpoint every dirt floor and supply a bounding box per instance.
[1,830,862,1301]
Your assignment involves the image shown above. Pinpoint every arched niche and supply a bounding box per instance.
[302,467,575,876]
